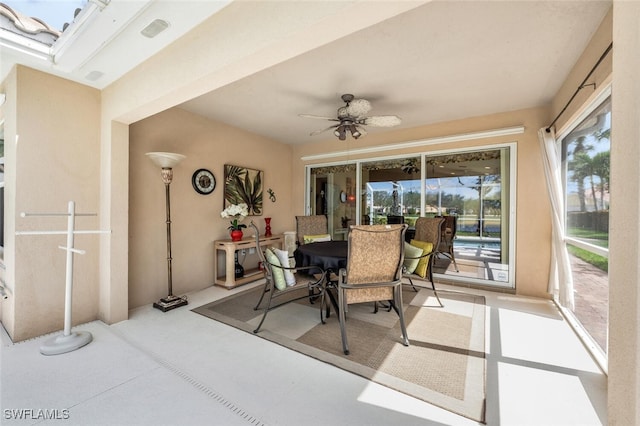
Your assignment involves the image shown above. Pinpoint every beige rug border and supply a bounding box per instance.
[193,287,486,423]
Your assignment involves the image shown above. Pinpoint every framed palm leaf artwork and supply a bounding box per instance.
[224,164,263,215]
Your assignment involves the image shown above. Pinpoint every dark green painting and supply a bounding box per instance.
[224,164,263,215]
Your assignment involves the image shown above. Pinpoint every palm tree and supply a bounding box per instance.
[592,150,610,210]
[568,136,593,212]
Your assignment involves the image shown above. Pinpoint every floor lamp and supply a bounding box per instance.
[146,151,188,312]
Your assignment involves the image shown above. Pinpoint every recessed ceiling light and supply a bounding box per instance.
[85,71,104,81]
[141,19,169,38]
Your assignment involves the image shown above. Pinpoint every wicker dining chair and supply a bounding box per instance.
[337,224,409,355]
[295,215,329,246]
[250,221,326,333]
[436,215,459,272]
[402,217,445,307]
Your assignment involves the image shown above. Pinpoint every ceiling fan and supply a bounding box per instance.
[300,94,401,140]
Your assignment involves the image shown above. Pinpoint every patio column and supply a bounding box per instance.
[608,1,640,424]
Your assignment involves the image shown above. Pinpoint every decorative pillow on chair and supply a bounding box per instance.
[409,240,434,278]
[264,248,287,290]
[273,247,296,286]
[303,234,331,244]
[403,242,423,274]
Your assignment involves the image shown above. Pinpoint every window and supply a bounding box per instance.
[560,94,611,356]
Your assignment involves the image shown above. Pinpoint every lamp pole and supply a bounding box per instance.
[146,152,187,312]
[162,167,175,299]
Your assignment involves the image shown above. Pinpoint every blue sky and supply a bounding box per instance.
[4,0,87,31]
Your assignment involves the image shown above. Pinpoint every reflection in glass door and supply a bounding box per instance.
[308,164,356,240]
[360,156,421,226]
[425,148,512,286]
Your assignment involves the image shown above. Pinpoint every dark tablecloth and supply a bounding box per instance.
[293,241,348,274]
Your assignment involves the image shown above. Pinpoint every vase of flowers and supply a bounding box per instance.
[221,203,248,241]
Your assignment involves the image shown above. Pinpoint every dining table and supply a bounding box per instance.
[293,240,348,317]
[293,240,348,275]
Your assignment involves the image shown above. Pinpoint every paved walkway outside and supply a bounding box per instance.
[570,254,608,353]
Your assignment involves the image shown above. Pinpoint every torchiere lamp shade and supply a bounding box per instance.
[145,151,186,168]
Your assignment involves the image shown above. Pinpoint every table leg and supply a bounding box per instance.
[224,246,236,287]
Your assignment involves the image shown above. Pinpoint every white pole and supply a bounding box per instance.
[63,201,75,336]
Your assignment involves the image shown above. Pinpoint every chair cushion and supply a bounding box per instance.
[409,240,434,278]
[403,242,423,274]
[273,247,296,286]
[303,233,331,244]
[264,248,287,290]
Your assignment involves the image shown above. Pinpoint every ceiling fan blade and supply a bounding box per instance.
[345,98,371,117]
[299,114,339,121]
[310,124,340,136]
[361,115,402,127]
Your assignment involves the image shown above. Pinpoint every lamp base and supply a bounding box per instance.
[153,295,188,312]
[40,331,93,356]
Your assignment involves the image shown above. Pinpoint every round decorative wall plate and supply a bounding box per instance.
[192,168,216,195]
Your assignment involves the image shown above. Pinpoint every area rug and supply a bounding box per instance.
[193,285,486,423]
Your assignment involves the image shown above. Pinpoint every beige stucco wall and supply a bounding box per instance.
[128,107,294,308]
[2,66,101,341]
[551,7,613,134]
[293,106,552,298]
[609,1,640,423]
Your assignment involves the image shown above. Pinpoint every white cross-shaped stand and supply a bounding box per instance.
[17,201,110,355]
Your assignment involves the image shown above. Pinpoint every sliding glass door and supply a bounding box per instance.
[425,148,512,285]
[306,144,515,288]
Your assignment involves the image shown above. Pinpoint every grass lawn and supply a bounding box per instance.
[568,245,608,272]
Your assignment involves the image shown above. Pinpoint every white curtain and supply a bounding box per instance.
[538,127,574,310]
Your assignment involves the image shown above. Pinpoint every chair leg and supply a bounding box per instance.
[449,247,459,272]
[253,283,270,310]
[253,288,275,333]
[430,278,444,307]
[428,257,444,307]
[338,288,349,355]
[407,277,418,292]
[395,286,409,347]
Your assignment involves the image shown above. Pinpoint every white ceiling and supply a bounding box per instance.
[2,0,611,146]
[178,0,611,145]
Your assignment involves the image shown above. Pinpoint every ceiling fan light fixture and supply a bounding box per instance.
[301,93,401,141]
[350,125,361,139]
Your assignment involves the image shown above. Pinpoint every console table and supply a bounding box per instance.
[214,234,284,289]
